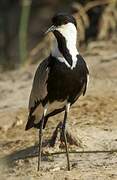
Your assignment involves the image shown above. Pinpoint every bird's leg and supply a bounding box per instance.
[37,115,44,171]
[62,103,71,171]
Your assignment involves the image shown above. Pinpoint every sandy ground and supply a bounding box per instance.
[0,38,117,179]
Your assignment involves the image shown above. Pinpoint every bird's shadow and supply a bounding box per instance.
[2,122,83,169]
[2,145,37,167]
[8,145,38,162]
[2,139,55,169]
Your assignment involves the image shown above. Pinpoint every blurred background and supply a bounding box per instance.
[0,0,117,69]
[0,0,117,179]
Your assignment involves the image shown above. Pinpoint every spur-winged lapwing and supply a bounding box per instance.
[25,13,89,171]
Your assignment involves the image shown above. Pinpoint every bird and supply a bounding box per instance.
[25,13,89,171]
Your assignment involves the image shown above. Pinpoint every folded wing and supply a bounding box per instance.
[25,58,50,130]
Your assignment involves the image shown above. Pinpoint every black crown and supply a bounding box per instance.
[52,13,77,28]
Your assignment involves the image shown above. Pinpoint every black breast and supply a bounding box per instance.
[46,55,89,104]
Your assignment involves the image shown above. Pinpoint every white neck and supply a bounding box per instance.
[51,23,79,69]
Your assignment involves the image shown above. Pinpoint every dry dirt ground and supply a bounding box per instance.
[0,38,117,179]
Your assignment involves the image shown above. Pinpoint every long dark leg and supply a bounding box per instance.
[62,103,70,171]
[37,115,44,171]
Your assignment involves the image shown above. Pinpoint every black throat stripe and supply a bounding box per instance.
[53,30,73,66]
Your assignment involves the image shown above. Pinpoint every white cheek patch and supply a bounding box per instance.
[51,22,79,69]
[58,23,78,69]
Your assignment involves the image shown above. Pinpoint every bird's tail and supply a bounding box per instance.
[25,114,35,130]
[25,114,48,130]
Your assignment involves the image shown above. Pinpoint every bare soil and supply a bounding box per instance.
[0,38,117,179]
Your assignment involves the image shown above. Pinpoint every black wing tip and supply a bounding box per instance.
[25,124,32,131]
[25,115,35,131]
[25,115,47,130]
[25,123,33,131]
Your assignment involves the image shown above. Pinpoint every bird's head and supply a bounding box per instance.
[46,13,78,68]
[46,13,77,35]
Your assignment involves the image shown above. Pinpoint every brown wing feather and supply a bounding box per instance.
[29,58,50,109]
[25,57,50,130]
